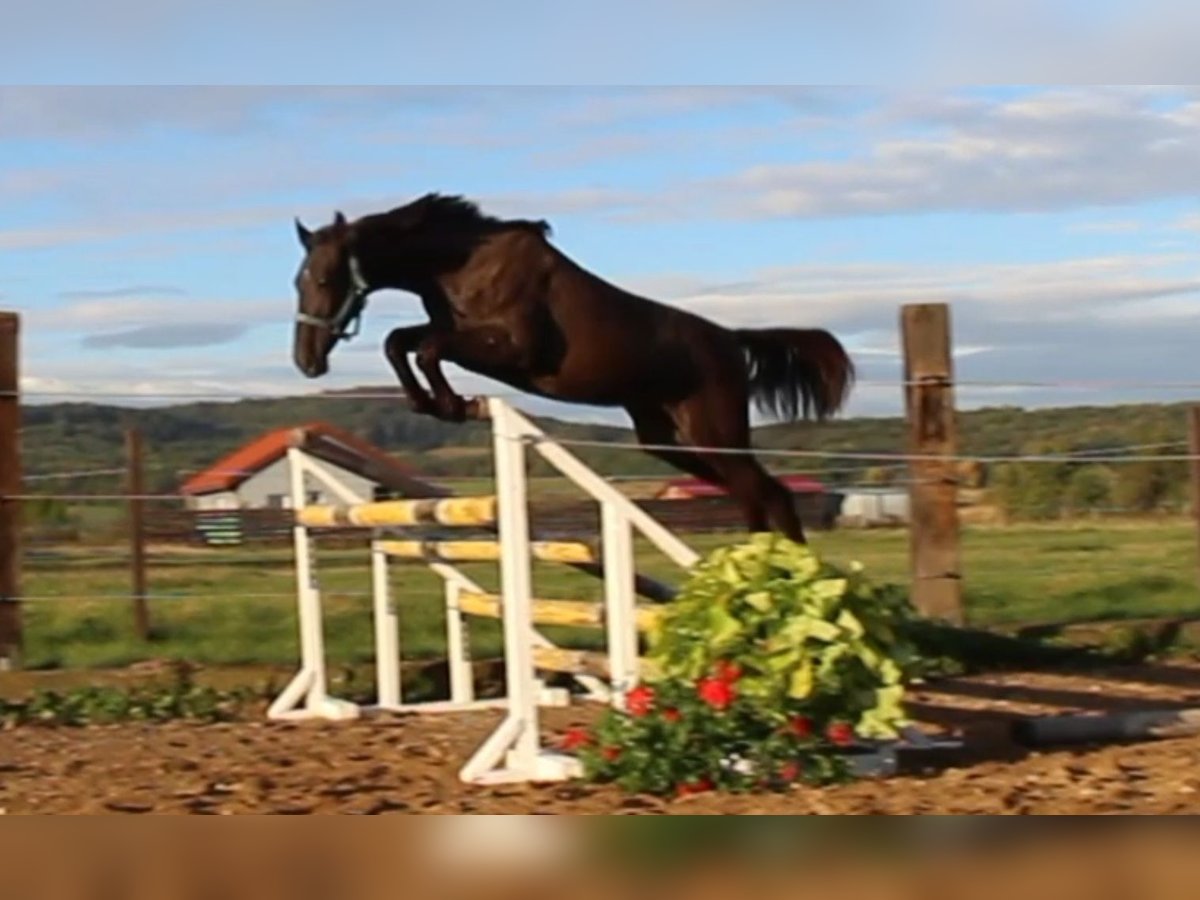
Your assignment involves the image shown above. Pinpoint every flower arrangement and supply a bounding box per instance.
[558,533,918,797]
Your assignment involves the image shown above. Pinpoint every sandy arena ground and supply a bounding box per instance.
[2,663,1199,814]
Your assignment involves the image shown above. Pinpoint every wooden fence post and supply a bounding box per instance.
[126,426,150,641]
[1189,407,1200,597]
[0,312,23,668]
[901,303,964,624]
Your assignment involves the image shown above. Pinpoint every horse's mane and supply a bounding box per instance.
[375,192,552,237]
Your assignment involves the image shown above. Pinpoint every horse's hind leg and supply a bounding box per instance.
[625,405,729,486]
[669,388,807,543]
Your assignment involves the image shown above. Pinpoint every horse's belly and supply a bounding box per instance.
[529,364,653,406]
[470,340,665,407]
[458,365,606,406]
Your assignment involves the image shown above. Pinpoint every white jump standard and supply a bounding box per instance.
[270,397,699,785]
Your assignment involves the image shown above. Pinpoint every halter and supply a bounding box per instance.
[295,254,371,343]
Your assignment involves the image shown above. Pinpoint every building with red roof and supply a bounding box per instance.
[652,473,841,530]
[180,422,446,512]
[654,474,827,500]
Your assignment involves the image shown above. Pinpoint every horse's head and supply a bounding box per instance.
[292,211,370,378]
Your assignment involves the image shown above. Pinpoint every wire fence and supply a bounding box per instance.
[7,335,1200,658]
[15,590,363,605]
[514,435,1200,465]
[7,425,1197,524]
[9,435,1200,495]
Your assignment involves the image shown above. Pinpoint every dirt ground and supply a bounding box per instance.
[2,663,1199,814]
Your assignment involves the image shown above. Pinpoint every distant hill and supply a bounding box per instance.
[18,386,1198,496]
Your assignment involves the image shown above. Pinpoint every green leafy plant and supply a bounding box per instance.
[562,534,919,797]
[0,672,255,728]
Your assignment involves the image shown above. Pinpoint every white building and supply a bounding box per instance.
[837,487,911,527]
[180,421,446,511]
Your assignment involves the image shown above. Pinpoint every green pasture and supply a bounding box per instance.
[18,520,1200,672]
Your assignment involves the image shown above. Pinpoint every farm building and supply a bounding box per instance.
[180,422,447,512]
[655,473,827,500]
[652,474,842,530]
[836,487,911,527]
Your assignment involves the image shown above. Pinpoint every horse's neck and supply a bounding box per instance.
[354,221,465,298]
[354,241,404,293]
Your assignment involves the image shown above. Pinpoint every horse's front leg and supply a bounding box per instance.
[384,324,438,416]
[416,326,532,422]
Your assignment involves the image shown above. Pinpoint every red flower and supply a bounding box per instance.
[696,676,736,711]
[601,746,621,762]
[779,761,801,783]
[558,727,590,751]
[713,659,743,683]
[675,777,715,798]
[788,715,814,739]
[826,721,856,746]
[625,684,656,717]
[662,707,682,724]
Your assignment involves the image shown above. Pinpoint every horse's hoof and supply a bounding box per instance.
[406,394,437,417]
[462,397,488,420]
[441,397,469,422]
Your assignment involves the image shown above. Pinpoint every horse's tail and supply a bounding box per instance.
[734,327,855,421]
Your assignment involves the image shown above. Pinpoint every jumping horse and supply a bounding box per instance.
[291,193,854,543]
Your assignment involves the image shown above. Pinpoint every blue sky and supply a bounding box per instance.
[2,85,1199,423]
[4,2,1198,84]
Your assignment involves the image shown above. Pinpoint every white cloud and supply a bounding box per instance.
[0,183,653,254]
[16,348,573,426]
[481,187,647,219]
[82,323,250,350]
[6,86,1199,259]
[1171,213,1200,232]
[612,250,1200,416]
[555,87,860,127]
[7,84,1200,424]
[25,249,1194,420]
[59,285,187,301]
[0,86,856,145]
[24,295,291,355]
[633,253,1199,328]
[672,88,1200,221]
[0,205,294,251]
[28,295,259,329]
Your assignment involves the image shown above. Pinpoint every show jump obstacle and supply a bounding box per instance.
[270,397,700,785]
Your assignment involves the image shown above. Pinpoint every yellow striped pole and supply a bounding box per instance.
[297,496,497,529]
[377,539,596,564]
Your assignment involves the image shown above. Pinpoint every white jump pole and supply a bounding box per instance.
[268,447,359,721]
[444,579,474,704]
[372,541,401,709]
[601,500,639,711]
[458,398,581,784]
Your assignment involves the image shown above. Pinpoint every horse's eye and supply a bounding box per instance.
[317,278,328,288]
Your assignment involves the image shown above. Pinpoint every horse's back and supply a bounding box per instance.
[530,246,745,404]
[440,225,743,406]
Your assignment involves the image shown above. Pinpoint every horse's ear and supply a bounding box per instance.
[333,210,347,231]
[295,218,313,250]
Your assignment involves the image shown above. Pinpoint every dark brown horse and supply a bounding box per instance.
[291,193,854,542]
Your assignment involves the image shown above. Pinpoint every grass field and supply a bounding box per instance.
[18,519,1200,672]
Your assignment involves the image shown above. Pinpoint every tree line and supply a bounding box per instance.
[18,391,1197,521]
